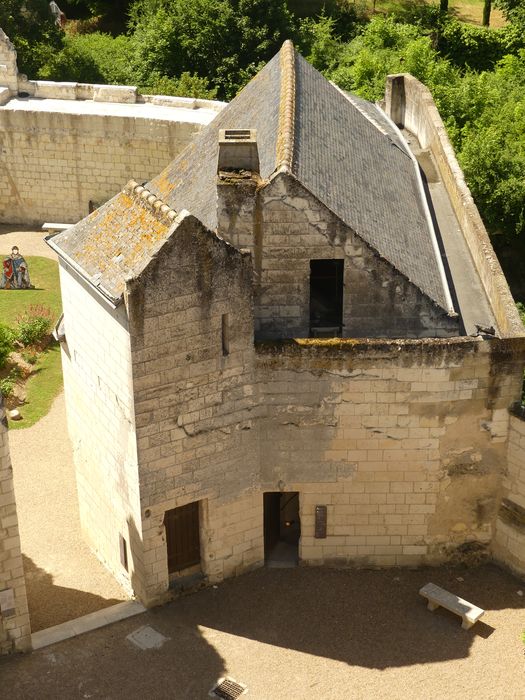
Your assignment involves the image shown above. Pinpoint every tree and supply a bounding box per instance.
[0,0,64,77]
[482,0,492,25]
[128,0,298,99]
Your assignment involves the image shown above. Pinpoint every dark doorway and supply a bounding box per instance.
[309,259,344,337]
[164,501,201,574]
[263,492,300,567]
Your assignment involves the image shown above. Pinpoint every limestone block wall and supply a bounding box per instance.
[126,215,261,603]
[256,337,524,567]
[58,264,145,599]
[0,402,31,653]
[383,74,523,338]
[223,173,459,340]
[492,415,525,577]
[0,103,218,226]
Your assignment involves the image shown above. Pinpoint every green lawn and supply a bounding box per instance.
[0,255,63,429]
[9,343,63,430]
[0,256,62,326]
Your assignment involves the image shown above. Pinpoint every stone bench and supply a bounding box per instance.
[42,222,73,234]
[419,582,485,630]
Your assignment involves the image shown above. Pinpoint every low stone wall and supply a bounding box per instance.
[492,414,525,578]
[383,74,523,338]
[0,402,31,654]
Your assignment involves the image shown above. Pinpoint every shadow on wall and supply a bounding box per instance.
[163,564,525,670]
[22,555,123,633]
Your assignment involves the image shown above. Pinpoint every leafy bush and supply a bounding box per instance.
[15,305,53,347]
[0,376,15,399]
[141,72,218,99]
[0,325,14,369]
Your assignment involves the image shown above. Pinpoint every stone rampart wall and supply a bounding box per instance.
[492,414,525,577]
[0,402,31,654]
[383,74,523,338]
[0,104,217,226]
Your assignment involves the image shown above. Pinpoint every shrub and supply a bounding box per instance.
[0,324,14,369]
[15,305,53,347]
[0,377,15,399]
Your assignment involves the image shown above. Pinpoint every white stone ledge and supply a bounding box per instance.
[31,600,145,650]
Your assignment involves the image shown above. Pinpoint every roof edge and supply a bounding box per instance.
[275,40,296,174]
[124,180,178,225]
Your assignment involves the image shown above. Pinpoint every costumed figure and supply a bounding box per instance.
[0,247,32,289]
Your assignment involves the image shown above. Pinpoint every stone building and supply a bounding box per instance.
[40,41,525,607]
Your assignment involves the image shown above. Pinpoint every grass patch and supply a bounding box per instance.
[0,255,63,428]
[9,343,63,430]
[0,256,62,326]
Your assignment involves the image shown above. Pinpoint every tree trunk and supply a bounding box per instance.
[482,0,492,25]
[440,0,448,13]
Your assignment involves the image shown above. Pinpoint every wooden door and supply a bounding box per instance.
[164,502,201,573]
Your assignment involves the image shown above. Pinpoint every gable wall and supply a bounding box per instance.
[221,174,458,340]
[0,402,31,654]
[58,264,144,599]
[127,217,261,603]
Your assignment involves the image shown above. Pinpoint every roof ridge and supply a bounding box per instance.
[124,180,177,225]
[276,40,296,173]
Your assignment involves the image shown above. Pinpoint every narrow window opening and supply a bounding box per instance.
[119,533,128,571]
[222,313,230,356]
[309,259,344,337]
[164,502,201,574]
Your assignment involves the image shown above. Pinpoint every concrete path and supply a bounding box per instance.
[0,225,57,260]
[1,565,524,699]
[9,392,128,632]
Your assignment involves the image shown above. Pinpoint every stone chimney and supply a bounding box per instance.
[217,129,260,251]
[0,29,19,96]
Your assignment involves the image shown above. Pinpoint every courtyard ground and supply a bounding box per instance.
[1,564,524,699]
[9,392,129,632]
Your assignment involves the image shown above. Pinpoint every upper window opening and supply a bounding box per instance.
[309,260,344,338]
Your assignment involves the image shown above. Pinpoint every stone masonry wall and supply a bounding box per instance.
[220,172,459,340]
[59,264,145,599]
[257,337,524,567]
[0,401,31,653]
[126,214,261,603]
[492,415,525,577]
[0,107,213,225]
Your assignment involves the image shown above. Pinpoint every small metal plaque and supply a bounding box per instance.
[315,505,327,539]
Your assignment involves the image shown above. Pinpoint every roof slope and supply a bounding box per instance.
[293,52,448,310]
[48,181,174,301]
[49,41,451,312]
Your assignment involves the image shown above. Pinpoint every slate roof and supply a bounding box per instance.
[49,41,452,312]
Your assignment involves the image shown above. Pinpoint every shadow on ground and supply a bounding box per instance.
[164,563,524,670]
[23,555,123,632]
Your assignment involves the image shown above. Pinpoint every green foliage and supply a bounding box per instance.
[15,305,53,347]
[517,303,525,325]
[0,376,15,399]
[0,325,14,369]
[141,72,218,99]
[0,0,64,77]
[128,0,299,99]
[38,33,135,83]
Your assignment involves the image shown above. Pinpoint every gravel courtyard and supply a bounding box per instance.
[9,392,128,631]
[1,565,524,699]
